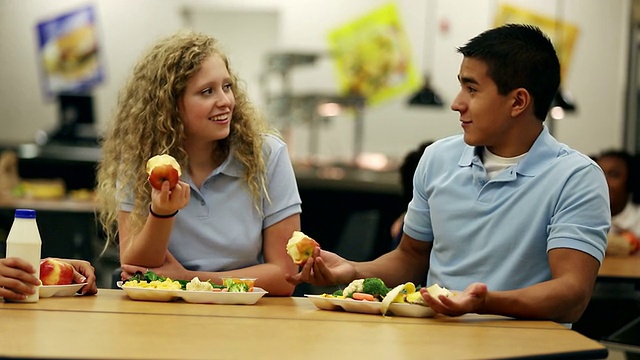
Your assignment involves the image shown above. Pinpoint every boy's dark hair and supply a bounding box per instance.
[456,24,560,121]
[400,141,433,205]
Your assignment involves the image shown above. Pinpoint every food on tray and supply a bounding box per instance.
[40,258,74,285]
[122,270,253,292]
[186,277,215,291]
[332,278,390,300]
[318,278,452,316]
[381,282,417,315]
[122,278,182,290]
[286,231,319,265]
[221,277,256,292]
[381,283,452,315]
[146,154,181,190]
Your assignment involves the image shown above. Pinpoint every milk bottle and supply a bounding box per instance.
[5,208,42,302]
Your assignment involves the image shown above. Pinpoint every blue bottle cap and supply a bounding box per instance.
[14,209,36,219]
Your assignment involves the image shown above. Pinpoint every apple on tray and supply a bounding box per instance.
[40,258,74,285]
[146,154,182,190]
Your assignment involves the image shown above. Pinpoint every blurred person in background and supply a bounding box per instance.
[390,141,432,247]
[573,149,640,348]
[96,30,301,296]
[597,150,640,250]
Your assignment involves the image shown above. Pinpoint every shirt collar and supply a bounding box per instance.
[216,148,244,178]
[458,125,563,176]
[183,148,244,188]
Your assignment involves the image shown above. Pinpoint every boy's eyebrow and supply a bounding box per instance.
[458,75,479,85]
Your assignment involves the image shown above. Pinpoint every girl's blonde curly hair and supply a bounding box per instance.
[96,29,275,248]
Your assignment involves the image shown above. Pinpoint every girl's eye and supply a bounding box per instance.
[223,83,232,91]
[201,88,213,95]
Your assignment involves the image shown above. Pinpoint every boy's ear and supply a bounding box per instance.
[510,88,531,117]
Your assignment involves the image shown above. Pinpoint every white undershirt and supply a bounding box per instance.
[482,148,527,179]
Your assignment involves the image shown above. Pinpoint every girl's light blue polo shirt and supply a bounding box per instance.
[403,126,610,292]
[121,134,302,272]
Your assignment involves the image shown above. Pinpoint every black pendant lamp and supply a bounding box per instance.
[549,88,576,120]
[408,76,444,106]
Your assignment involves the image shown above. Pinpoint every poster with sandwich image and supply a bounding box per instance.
[36,5,104,97]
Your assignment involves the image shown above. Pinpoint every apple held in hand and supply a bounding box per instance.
[146,154,182,190]
[40,258,75,285]
[286,231,319,265]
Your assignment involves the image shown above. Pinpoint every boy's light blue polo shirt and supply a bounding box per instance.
[120,134,302,272]
[403,126,610,292]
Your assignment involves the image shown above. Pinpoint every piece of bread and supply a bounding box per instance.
[286,231,319,265]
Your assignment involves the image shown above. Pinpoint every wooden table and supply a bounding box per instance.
[0,289,608,359]
[596,253,640,353]
[599,252,640,284]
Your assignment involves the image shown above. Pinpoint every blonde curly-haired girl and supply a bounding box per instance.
[96,29,301,295]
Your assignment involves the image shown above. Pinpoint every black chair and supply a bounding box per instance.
[111,267,122,289]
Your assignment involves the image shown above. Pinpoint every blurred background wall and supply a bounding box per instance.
[0,0,630,162]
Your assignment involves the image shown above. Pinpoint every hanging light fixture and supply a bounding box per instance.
[549,88,576,120]
[408,74,444,106]
[408,1,443,107]
[549,0,577,120]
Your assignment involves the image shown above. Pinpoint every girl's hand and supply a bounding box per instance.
[121,251,188,281]
[150,180,190,216]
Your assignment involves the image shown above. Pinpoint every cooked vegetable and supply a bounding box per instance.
[362,277,390,299]
[124,270,225,291]
[382,283,453,315]
[352,292,375,301]
[342,279,365,298]
[228,282,250,293]
[381,282,417,316]
[124,270,189,289]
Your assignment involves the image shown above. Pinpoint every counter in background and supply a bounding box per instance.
[1,142,407,290]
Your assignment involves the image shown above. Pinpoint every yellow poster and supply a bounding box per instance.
[494,4,579,82]
[328,3,420,105]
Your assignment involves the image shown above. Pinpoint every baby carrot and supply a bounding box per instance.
[352,292,375,301]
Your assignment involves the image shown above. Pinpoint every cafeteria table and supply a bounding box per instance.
[596,253,640,354]
[0,289,608,359]
[598,252,640,285]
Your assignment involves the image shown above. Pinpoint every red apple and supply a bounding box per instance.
[40,258,74,285]
[146,154,181,190]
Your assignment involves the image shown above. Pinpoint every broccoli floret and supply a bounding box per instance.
[362,278,390,298]
[227,282,250,292]
[332,289,344,297]
[223,278,235,288]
